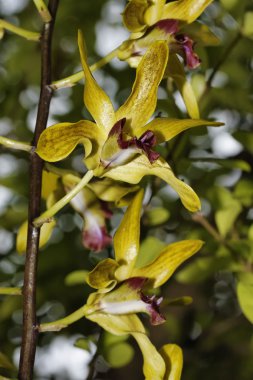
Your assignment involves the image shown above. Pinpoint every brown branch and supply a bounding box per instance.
[18,1,59,379]
[192,213,224,243]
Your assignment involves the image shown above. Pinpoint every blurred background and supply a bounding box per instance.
[0,0,253,379]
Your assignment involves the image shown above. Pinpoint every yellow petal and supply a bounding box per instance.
[135,117,223,143]
[132,332,166,380]
[16,219,56,254]
[166,54,200,119]
[86,312,165,380]
[122,0,149,33]
[41,170,60,200]
[160,344,183,380]
[103,155,201,212]
[88,179,139,206]
[86,258,119,292]
[162,0,213,23]
[132,240,204,287]
[78,30,115,132]
[37,120,105,167]
[86,312,146,335]
[114,189,144,281]
[143,0,166,27]
[115,41,168,133]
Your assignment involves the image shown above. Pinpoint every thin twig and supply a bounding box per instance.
[192,212,224,243]
[18,1,59,379]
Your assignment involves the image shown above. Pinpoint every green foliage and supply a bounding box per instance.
[0,0,253,379]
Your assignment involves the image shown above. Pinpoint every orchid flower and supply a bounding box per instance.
[84,189,203,379]
[63,174,139,252]
[35,31,221,226]
[123,0,214,34]
[40,190,202,379]
[17,169,140,253]
[120,0,218,118]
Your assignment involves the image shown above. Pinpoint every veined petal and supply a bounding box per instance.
[135,117,223,143]
[103,155,201,212]
[114,189,144,281]
[37,120,105,164]
[132,331,166,380]
[87,258,119,292]
[162,0,214,24]
[41,171,60,200]
[78,30,115,132]
[132,240,204,287]
[122,0,150,33]
[143,0,166,27]
[86,312,165,380]
[166,54,200,119]
[86,312,146,335]
[160,344,183,380]
[115,41,168,133]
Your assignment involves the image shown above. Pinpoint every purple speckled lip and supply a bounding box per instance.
[151,18,201,69]
[110,118,160,164]
[141,293,165,325]
[126,277,166,325]
[175,34,201,69]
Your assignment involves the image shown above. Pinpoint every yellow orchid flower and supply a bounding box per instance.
[17,168,139,253]
[83,190,202,379]
[35,31,222,226]
[40,190,202,379]
[123,0,214,34]
[120,0,218,118]
[63,174,139,252]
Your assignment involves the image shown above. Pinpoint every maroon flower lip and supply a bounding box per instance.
[110,118,160,164]
[126,277,166,325]
[149,18,201,69]
[175,34,201,69]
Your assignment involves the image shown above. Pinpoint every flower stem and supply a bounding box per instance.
[0,19,40,41]
[33,0,52,22]
[0,287,22,296]
[0,136,32,152]
[18,1,59,379]
[33,170,94,227]
[51,46,120,90]
[39,304,90,332]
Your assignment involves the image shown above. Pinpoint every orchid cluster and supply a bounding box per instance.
[0,0,223,378]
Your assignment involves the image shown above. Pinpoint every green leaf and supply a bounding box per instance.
[144,207,170,227]
[64,270,89,286]
[192,158,251,172]
[176,257,231,284]
[233,131,253,154]
[0,352,15,371]
[105,342,134,368]
[215,200,242,237]
[237,273,253,323]
[234,180,253,207]
[242,12,253,39]
[74,337,94,352]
